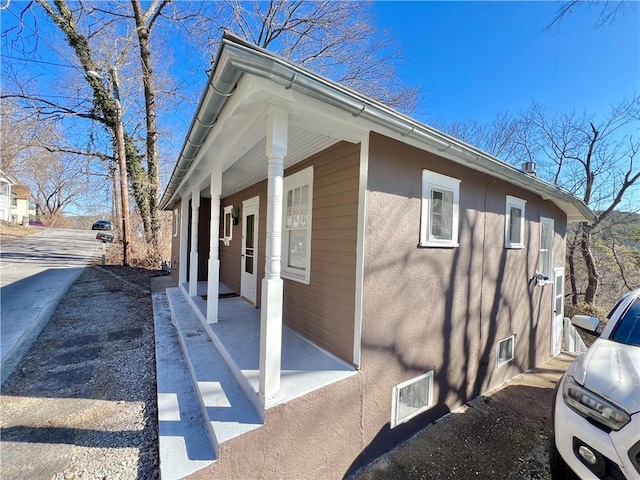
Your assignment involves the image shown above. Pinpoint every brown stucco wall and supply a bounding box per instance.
[219,141,360,363]
[170,200,181,285]
[186,373,365,480]
[358,132,567,455]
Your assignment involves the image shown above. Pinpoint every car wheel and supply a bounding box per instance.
[549,436,578,480]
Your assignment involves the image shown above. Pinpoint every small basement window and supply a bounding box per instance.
[391,371,434,428]
[497,335,514,367]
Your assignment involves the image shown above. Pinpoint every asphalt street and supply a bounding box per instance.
[0,227,101,384]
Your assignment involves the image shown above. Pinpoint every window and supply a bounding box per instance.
[282,166,313,283]
[11,193,17,206]
[420,170,460,247]
[497,335,514,367]
[538,217,554,285]
[391,371,434,428]
[505,196,526,248]
[222,205,233,245]
[173,209,179,237]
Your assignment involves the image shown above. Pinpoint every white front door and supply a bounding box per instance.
[241,197,259,304]
[552,267,565,356]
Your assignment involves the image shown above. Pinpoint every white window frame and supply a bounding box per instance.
[496,335,515,367]
[173,209,179,237]
[391,371,434,428]
[504,196,526,249]
[420,170,460,248]
[537,217,554,286]
[221,205,233,245]
[281,166,313,284]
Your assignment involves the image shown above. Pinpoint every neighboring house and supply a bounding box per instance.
[159,33,594,479]
[0,171,15,222]
[10,185,34,225]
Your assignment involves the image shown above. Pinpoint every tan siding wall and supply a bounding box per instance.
[360,132,567,450]
[170,200,181,284]
[283,142,360,363]
[219,142,360,363]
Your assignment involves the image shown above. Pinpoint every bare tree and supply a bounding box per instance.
[523,98,640,303]
[547,1,637,29]
[181,0,420,113]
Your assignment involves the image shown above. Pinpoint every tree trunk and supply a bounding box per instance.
[567,241,578,306]
[580,224,599,304]
[132,0,164,247]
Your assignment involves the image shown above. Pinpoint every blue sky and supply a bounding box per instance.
[2,1,638,212]
[372,1,639,125]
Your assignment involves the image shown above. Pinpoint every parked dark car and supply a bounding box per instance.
[92,220,115,231]
[29,220,45,227]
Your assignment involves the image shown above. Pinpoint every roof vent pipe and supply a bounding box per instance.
[521,161,537,176]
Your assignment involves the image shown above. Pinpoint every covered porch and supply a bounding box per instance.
[174,281,355,409]
[166,70,366,409]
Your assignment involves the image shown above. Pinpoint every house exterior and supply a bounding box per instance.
[0,171,14,222]
[10,185,34,225]
[160,33,593,479]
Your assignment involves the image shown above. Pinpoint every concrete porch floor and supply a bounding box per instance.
[181,281,356,406]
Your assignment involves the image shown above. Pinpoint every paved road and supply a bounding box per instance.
[1,228,101,384]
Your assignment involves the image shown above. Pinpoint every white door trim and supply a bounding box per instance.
[241,196,260,304]
[552,267,565,357]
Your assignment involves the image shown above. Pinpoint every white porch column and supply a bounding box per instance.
[259,107,288,407]
[207,169,222,323]
[179,198,189,285]
[189,191,200,297]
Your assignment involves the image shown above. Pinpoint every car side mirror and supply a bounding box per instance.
[571,315,600,335]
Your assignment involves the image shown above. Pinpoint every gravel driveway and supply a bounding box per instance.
[1,265,160,480]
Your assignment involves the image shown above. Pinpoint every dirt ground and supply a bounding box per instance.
[351,355,574,480]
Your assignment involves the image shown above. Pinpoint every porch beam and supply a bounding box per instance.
[259,106,288,408]
[189,191,200,297]
[207,169,222,323]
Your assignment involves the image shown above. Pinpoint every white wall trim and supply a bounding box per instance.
[353,135,369,368]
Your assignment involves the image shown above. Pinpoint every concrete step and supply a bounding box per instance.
[165,287,264,450]
[152,292,216,480]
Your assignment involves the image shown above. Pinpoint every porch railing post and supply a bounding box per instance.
[259,107,287,408]
[189,191,200,297]
[207,169,222,323]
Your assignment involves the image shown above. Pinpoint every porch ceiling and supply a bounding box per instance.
[171,75,362,201]
[220,126,340,198]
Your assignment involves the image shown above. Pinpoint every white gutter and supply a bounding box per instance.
[161,33,594,223]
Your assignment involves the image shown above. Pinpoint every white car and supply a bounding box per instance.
[551,288,640,479]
